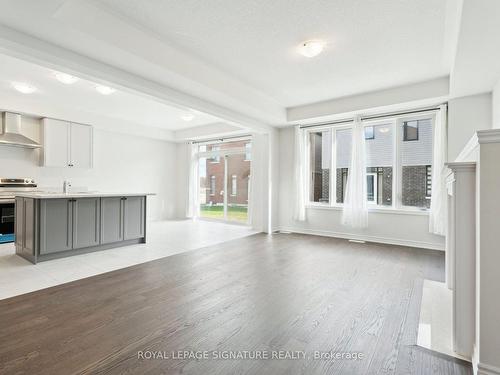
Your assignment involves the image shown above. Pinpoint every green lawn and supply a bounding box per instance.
[200,204,248,222]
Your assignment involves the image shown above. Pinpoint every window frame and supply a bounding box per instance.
[366,172,377,203]
[244,143,251,161]
[210,175,216,196]
[231,174,237,196]
[304,112,436,214]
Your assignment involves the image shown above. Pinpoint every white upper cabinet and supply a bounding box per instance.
[70,123,93,168]
[42,118,70,168]
[42,118,93,168]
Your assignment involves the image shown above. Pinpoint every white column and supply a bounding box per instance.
[446,162,476,359]
[445,170,456,290]
[475,130,500,375]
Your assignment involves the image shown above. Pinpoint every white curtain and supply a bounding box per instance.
[429,104,448,235]
[342,116,368,228]
[293,126,307,221]
[186,142,200,219]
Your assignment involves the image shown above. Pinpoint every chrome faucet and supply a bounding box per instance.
[63,180,72,194]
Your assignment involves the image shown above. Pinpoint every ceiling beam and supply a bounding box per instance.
[174,122,247,142]
[0,24,273,134]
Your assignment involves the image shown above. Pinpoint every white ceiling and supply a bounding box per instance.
[0,52,225,134]
[0,0,496,133]
[0,0,454,128]
[96,0,451,107]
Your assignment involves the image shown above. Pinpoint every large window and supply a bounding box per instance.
[307,114,434,211]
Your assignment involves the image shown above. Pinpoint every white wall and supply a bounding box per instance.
[492,79,500,129]
[0,122,177,221]
[287,77,449,121]
[269,128,281,232]
[278,127,445,250]
[448,93,492,161]
[175,142,190,219]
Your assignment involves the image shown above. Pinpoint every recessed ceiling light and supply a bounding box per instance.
[181,113,195,122]
[95,85,116,95]
[298,40,325,58]
[54,72,80,84]
[12,82,37,94]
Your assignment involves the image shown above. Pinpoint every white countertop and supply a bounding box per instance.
[14,192,155,199]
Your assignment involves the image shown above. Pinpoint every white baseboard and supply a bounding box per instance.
[477,363,500,375]
[278,226,445,251]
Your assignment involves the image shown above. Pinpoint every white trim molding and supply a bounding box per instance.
[446,161,477,172]
[477,362,500,375]
[455,129,500,162]
[476,129,500,144]
[278,226,445,251]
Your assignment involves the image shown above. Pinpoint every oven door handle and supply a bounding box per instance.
[1,215,15,223]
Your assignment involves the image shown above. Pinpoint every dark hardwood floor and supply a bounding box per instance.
[0,233,471,375]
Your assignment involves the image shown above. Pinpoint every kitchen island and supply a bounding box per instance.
[14,193,151,264]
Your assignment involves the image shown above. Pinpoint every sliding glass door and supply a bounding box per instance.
[198,140,251,223]
[226,153,250,222]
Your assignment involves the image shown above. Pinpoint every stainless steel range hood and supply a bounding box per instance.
[0,112,40,149]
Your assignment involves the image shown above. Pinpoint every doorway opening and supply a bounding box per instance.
[197,139,251,223]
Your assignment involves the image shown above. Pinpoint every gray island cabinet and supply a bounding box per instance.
[15,194,147,264]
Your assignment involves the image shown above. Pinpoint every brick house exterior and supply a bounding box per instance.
[202,141,251,206]
[311,118,433,208]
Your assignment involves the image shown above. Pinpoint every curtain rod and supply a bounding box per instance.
[189,134,252,144]
[361,106,442,121]
[299,104,445,130]
[299,118,353,129]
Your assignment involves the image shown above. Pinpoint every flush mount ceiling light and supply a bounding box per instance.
[379,127,390,133]
[12,82,37,94]
[298,40,325,58]
[181,113,195,122]
[95,85,116,95]
[54,72,79,84]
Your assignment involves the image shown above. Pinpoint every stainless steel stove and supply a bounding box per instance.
[0,178,37,243]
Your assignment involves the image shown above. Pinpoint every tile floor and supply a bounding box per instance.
[0,219,257,300]
[417,279,469,361]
